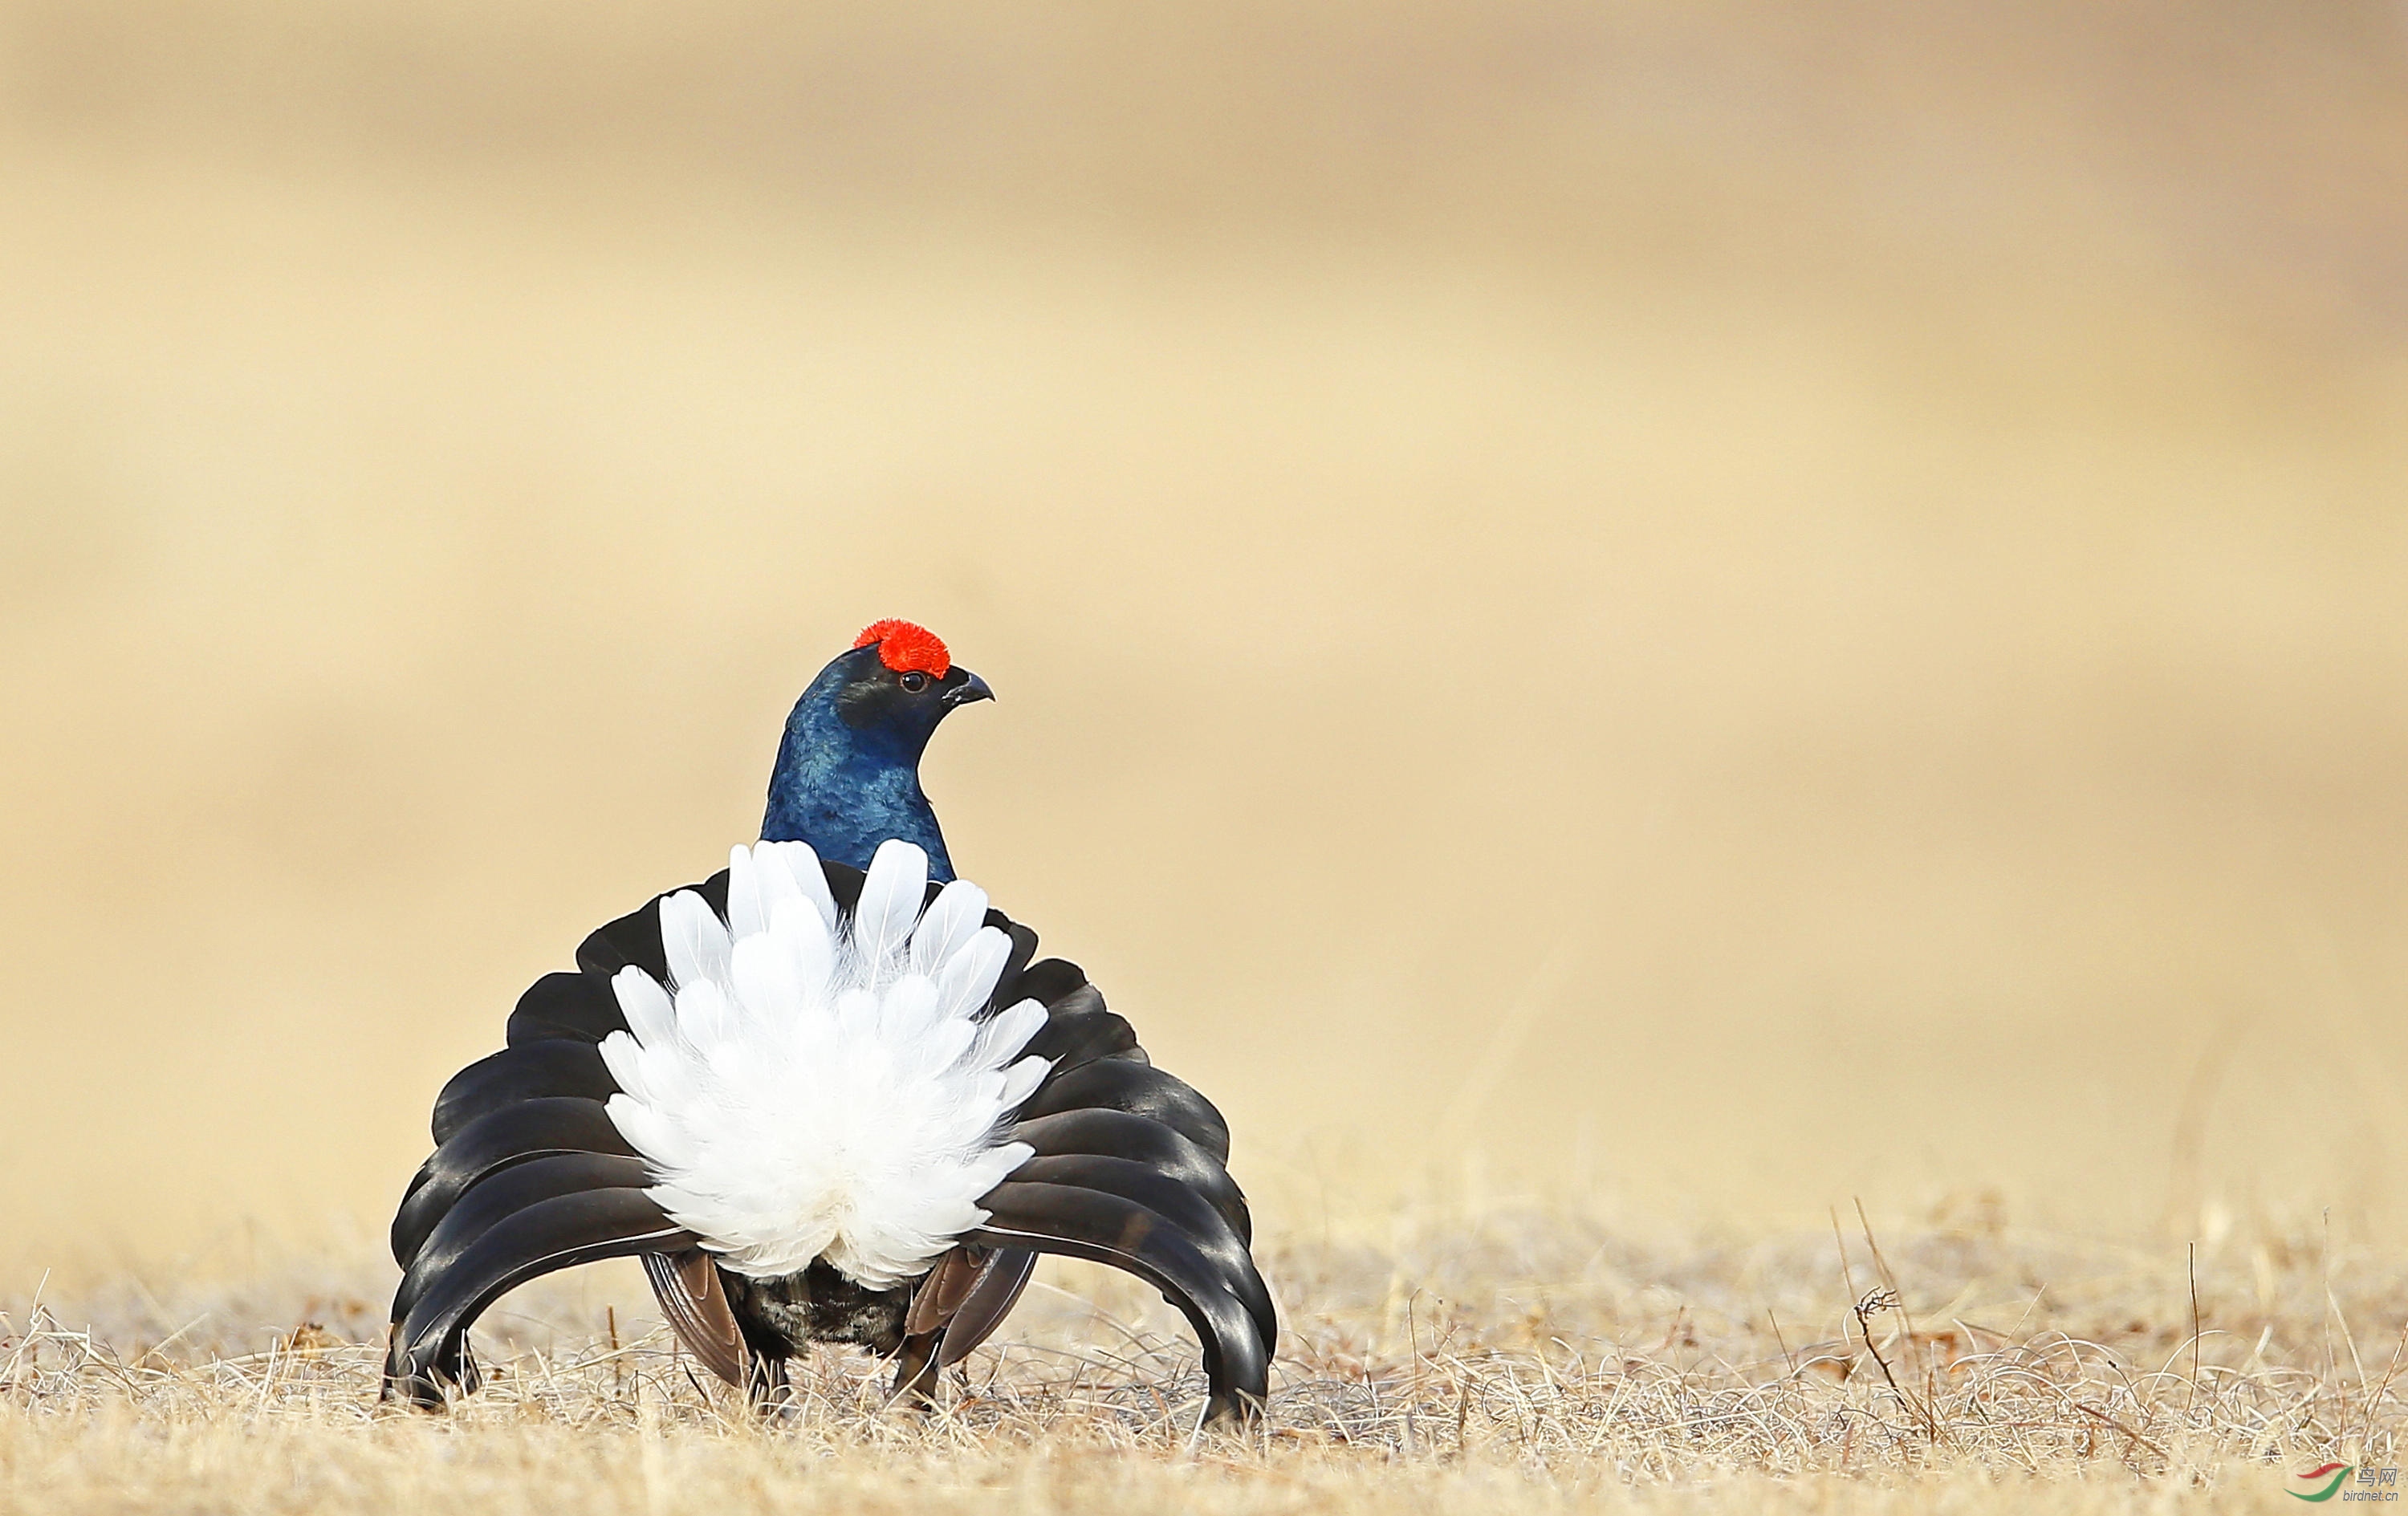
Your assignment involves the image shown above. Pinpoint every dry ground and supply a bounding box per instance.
[3,1200,2400,1513]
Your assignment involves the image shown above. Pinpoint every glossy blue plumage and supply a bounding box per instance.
[759,643,969,882]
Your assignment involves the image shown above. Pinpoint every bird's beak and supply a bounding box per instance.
[942,669,995,709]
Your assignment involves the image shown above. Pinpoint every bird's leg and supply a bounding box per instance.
[889,1330,944,1408]
[745,1350,792,1414]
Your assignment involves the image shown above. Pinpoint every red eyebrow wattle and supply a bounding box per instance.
[852,620,951,677]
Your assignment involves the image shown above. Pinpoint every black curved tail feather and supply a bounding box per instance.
[1011,1108,1252,1242]
[1005,957,1088,1014]
[969,1180,1271,1425]
[432,1041,616,1144]
[1015,1062,1232,1166]
[390,1096,635,1269]
[384,1188,696,1406]
[1008,1153,1276,1355]
[1017,994,1147,1071]
[1021,1068,1243,1174]
[503,971,628,1048]
[393,1152,653,1322]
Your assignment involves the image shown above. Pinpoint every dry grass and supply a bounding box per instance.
[4,1201,2398,1512]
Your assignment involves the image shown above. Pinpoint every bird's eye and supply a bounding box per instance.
[899,670,929,693]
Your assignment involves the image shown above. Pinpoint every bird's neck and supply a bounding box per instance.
[760,700,955,881]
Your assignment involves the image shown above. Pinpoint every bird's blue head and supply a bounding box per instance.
[759,620,995,881]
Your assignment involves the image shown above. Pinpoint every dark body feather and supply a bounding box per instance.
[384,857,1273,1424]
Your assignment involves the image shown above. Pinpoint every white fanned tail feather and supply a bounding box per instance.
[597,839,1051,1287]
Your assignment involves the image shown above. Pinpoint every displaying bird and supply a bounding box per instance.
[382,622,1272,1425]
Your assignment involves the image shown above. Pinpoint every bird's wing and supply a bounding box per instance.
[642,1250,748,1388]
[903,1243,989,1338]
[934,1249,1039,1368]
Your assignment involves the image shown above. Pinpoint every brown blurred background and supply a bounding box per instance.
[3,1,2405,1269]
